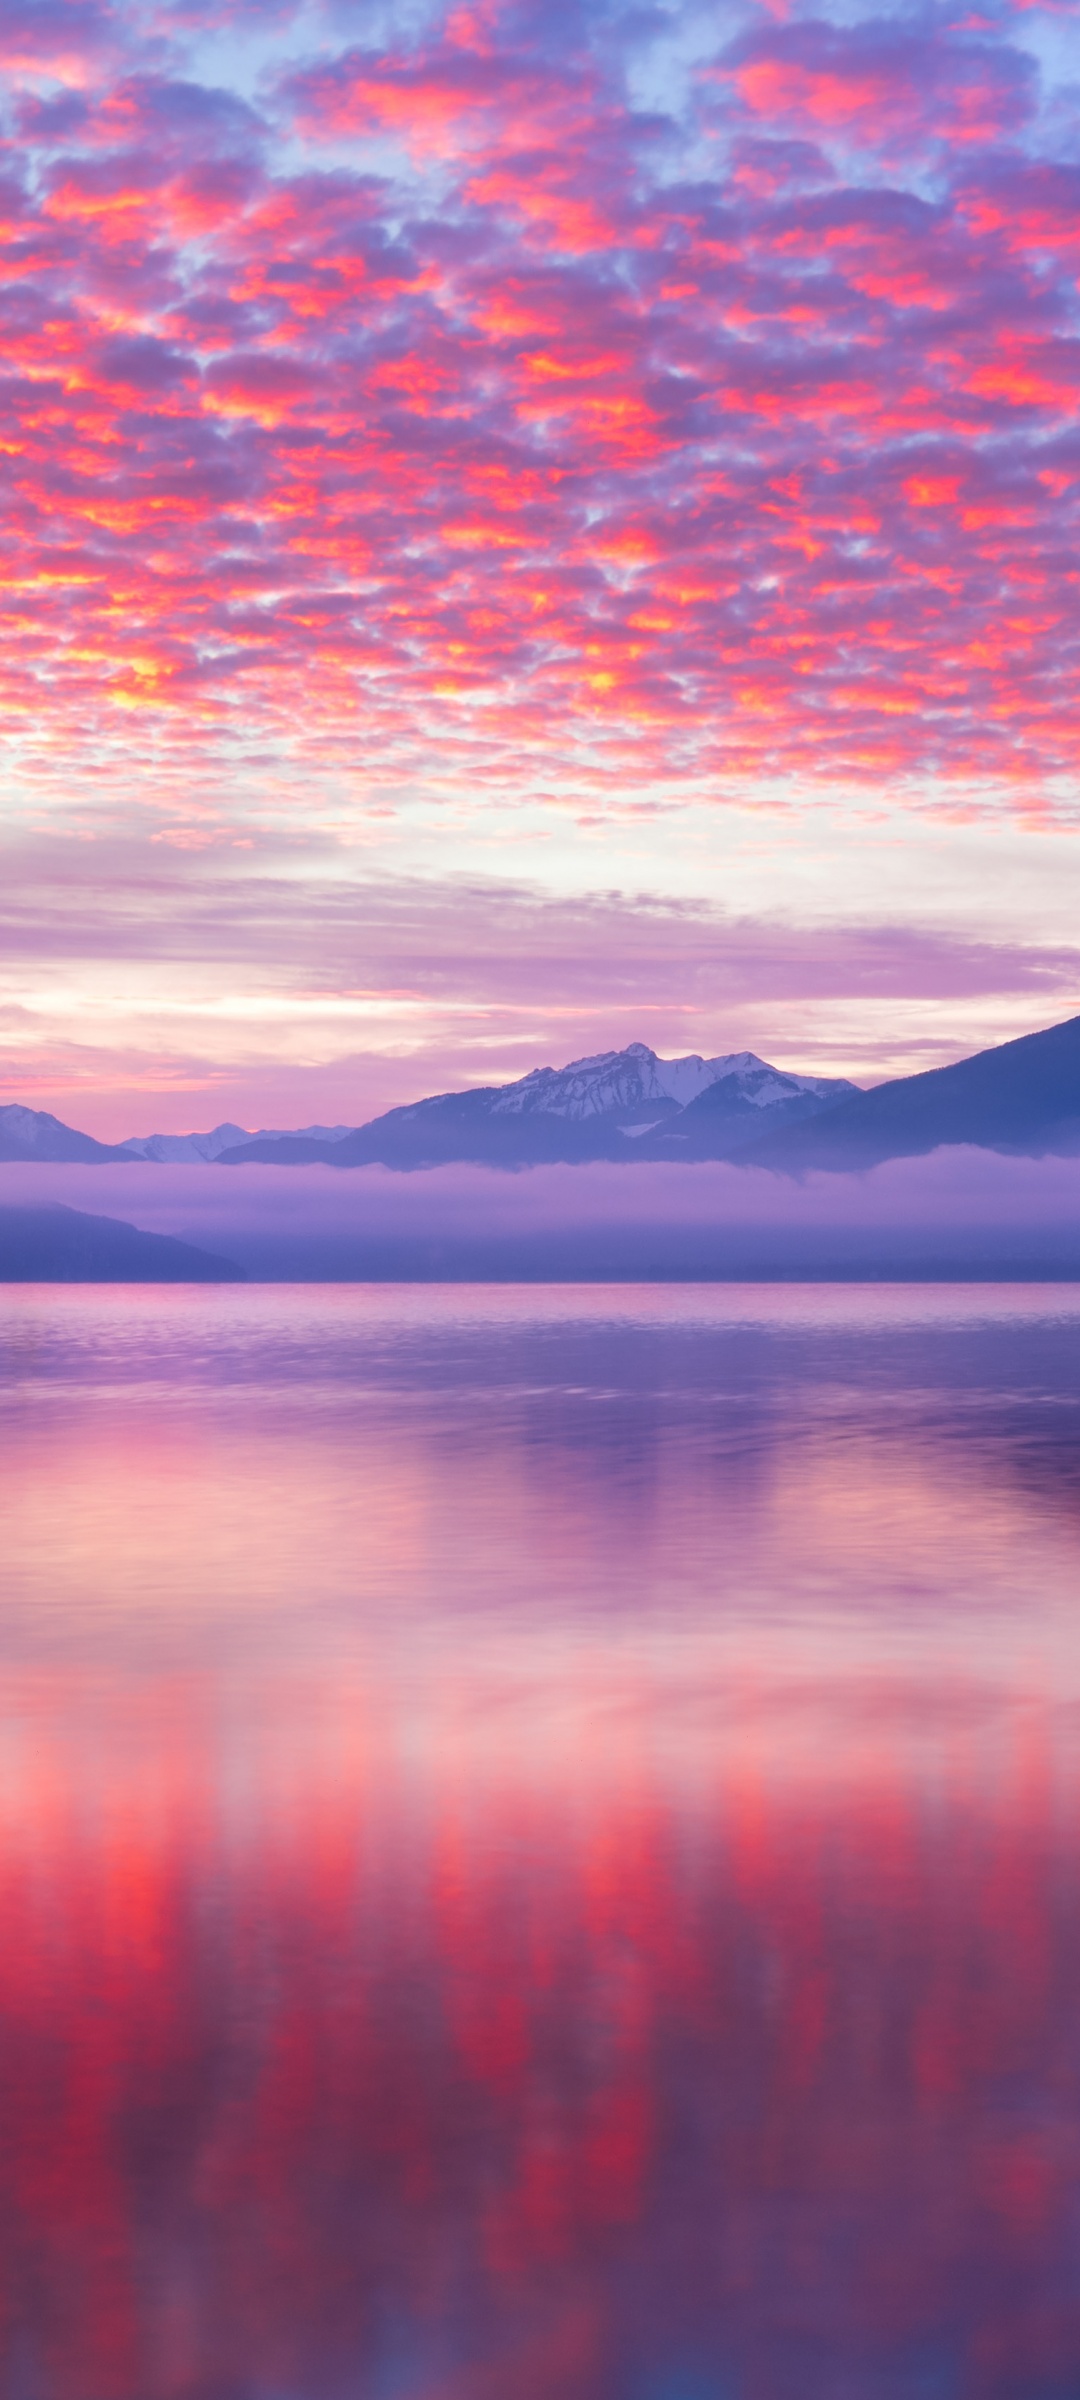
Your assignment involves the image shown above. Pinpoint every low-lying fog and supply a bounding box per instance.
[4,1152,1080,1277]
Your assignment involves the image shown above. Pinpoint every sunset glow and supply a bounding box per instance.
[2,1668,1077,2400]
[2,0,1079,1127]
[5,1279,1080,2394]
[4,0,1079,798]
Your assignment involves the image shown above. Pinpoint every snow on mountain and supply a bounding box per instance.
[1,1049,857,1176]
[0,1104,125,1163]
[486,1042,841,1122]
[1,1104,78,1154]
[487,1043,683,1121]
[693,1055,851,1109]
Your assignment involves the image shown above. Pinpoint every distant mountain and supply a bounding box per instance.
[117,1121,254,1163]
[117,1122,352,1162]
[0,1104,130,1163]
[0,1204,243,1281]
[221,1045,858,1168]
[742,1012,1080,1172]
[0,1106,355,1164]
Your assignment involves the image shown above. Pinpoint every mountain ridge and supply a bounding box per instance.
[6,1010,1080,1172]
[0,1104,130,1164]
[739,1011,1080,1172]
[0,1203,243,1281]
[219,1045,856,1168]
[0,1047,857,1170]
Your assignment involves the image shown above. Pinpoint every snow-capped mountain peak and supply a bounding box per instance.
[0,1104,58,1145]
[486,1043,834,1123]
[489,1043,678,1120]
[699,1055,845,1109]
[0,1103,124,1162]
[488,1043,725,1122]
[0,1046,859,1173]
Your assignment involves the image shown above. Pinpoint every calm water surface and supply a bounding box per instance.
[2,1284,1080,2400]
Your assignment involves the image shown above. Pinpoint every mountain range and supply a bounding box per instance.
[0,1105,353,1165]
[0,1049,854,1167]
[219,1045,856,1167]
[2,1010,1080,1171]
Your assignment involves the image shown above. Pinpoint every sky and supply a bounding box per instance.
[2,0,1079,1134]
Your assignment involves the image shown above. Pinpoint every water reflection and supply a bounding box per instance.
[1,1287,1079,2399]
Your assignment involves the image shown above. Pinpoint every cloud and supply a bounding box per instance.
[0,0,118,84]
[0,0,1076,816]
[718,18,1036,158]
[3,838,1080,1126]
[6,840,1080,998]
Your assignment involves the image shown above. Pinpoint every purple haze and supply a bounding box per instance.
[6,1153,1080,1278]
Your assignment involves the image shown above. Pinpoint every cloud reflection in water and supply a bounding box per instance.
[0,1287,1079,2398]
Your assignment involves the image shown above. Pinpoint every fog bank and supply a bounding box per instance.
[3,1153,1080,1279]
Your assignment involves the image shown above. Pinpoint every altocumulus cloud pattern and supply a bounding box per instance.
[2,0,1078,820]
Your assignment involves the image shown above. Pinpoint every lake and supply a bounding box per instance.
[2,1285,1080,2400]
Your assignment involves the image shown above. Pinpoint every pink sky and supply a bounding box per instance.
[2,0,1078,1131]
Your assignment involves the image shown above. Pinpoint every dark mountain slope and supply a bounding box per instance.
[0,1205,243,1281]
[742,1012,1080,1172]
[221,1088,618,1169]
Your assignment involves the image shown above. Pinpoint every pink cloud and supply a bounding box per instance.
[0,0,1074,814]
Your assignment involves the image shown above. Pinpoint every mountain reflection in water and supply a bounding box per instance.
[1,1286,1079,2400]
